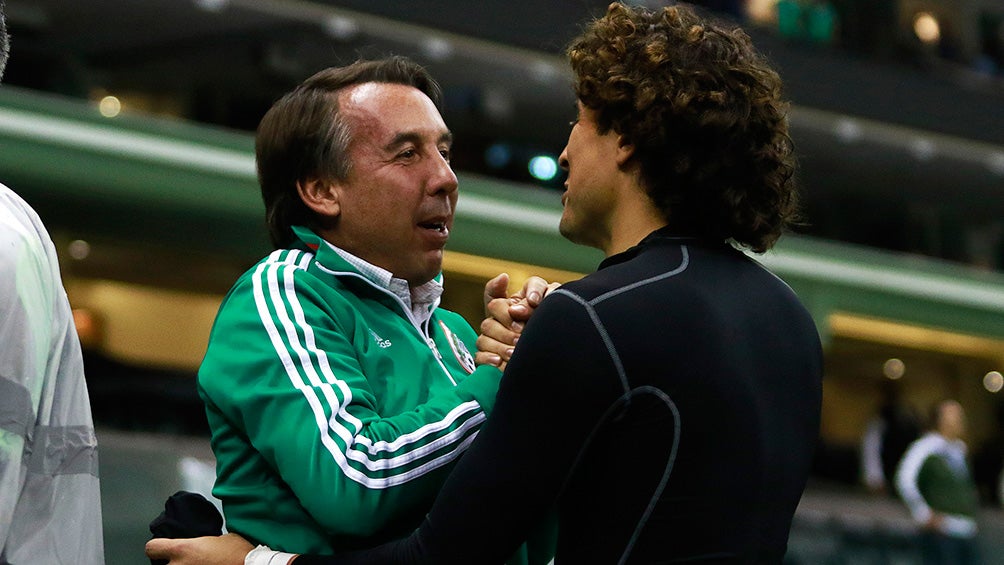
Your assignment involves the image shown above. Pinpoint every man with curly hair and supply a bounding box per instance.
[148,3,822,564]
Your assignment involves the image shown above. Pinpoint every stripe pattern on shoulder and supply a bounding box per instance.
[251,249,484,488]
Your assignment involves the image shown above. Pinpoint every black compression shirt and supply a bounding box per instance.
[305,228,823,564]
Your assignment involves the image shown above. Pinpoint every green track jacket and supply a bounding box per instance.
[199,226,510,554]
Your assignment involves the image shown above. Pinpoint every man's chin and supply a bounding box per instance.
[407,256,444,286]
[559,219,603,252]
[558,218,577,243]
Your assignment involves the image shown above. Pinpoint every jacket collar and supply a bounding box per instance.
[597,225,721,270]
[289,226,443,322]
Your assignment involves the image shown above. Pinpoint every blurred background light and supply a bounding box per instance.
[193,0,228,13]
[833,118,862,143]
[883,358,905,379]
[528,155,558,182]
[98,96,121,118]
[984,370,1003,393]
[910,138,936,161]
[530,60,559,83]
[913,12,942,45]
[421,37,453,61]
[68,239,91,260]
[484,143,512,170]
[481,87,514,122]
[987,152,1004,175]
[746,0,779,25]
[323,16,359,41]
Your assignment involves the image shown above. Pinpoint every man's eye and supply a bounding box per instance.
[439,149,451,161]
[399,149,416,159]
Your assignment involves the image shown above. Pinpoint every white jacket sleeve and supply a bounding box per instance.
[894,434,937,525]
[0,183,104,564]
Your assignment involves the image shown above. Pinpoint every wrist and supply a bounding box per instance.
[246,545,297,565]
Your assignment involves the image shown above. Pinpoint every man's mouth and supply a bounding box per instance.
[418,221,448,233]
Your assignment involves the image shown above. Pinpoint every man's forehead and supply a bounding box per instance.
[343,82,443,124]
[342,81,397,106]
[339,82,437,117]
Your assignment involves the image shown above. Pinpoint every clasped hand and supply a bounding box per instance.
[476,274,560,371]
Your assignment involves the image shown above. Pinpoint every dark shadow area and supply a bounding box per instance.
[83,349,208,437]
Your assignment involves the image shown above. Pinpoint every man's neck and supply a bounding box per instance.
[939,431,961,442]
[603,188,668,257]
[323,240,442,313]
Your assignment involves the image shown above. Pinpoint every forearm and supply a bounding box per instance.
[209,378,500,540]
[894,448,932,523]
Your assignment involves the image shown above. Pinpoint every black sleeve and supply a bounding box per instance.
[311,290,623,564]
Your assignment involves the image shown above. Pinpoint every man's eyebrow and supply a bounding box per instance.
[384,131,454,152]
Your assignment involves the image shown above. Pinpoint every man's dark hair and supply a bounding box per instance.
[568,2,799,252]
[1,1,10,80]
[256,56,443,248]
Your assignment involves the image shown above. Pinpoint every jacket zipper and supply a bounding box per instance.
[425,333,458,386]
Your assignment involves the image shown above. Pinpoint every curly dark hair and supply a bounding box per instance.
[256,57,443,248]
[568,2,799,252]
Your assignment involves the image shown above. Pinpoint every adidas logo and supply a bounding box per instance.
[369,329,392,349]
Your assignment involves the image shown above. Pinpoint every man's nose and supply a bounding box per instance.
[429,153,459,194]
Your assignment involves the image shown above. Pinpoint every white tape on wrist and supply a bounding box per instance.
[245,544,297,565]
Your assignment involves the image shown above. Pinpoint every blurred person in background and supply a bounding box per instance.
[148,57,554,564]
[895,399,980,564]
[0,2,104,562]
[859,380,920,495]
[148,2,822,563]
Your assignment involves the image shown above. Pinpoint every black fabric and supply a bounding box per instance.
[326,233,824,564]
[148,491,224,565]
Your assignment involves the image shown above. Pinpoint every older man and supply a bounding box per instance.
[163,57,552,563]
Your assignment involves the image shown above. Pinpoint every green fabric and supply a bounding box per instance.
[199,227,527,556]
[917,455,979,518]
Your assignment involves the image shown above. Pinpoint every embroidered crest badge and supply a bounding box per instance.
[438,320,476,374]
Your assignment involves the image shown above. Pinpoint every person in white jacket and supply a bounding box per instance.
[895,399,980,564]
[0,4,104,562]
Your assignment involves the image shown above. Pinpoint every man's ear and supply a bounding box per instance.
[296,178,341,218]
[615,134,635,167]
